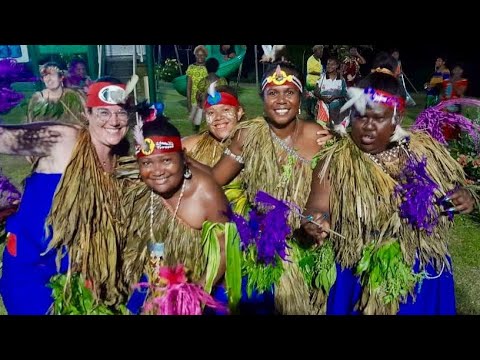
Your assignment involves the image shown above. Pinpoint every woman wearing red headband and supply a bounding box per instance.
[121,112,231,315]
[302,53,477,315]
[0,77,133,314]
[183,85,277,314]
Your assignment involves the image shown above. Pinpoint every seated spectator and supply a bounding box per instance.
[313,57,347,126]
[64,58,92,94]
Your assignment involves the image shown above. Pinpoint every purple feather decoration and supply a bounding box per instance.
[394,155,441,234]
[0,171,21,211]
[412,98,480,146]
[254,191,291,263]
[0,59,36,88]
[0,59,36,114]
[0,87,24,114]
[228,191,291,265]
[230,212,253,250]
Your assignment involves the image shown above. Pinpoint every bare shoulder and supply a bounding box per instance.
[300,120,324,150]
[182,134,202,153]
[191,167,228,220]
[301,120,324,135]
[192,167,225,200]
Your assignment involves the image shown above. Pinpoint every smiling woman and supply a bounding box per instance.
[0,76,133,315]
[121,112,231,315]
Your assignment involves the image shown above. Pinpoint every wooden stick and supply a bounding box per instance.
[296,212,346,239]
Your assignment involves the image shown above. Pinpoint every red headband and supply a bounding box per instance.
[86,82,126,107]
[204,92,239,109]
[135,136,183,158]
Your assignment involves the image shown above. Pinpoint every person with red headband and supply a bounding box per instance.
[301,53,477,315]
[186,61,334,315]
[182,85,276,314]
[0,76,133,314]
[183,84,244,171]
[120,112,231,315]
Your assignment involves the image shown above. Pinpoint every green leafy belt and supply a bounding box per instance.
[221,223,338,311]
[202,221,244,312]
[224,222,242,311]
[201,221,223,295]
[242,245,284,298]
[48,273,128,315]
[356,240,425,309]
[294,240,336,293]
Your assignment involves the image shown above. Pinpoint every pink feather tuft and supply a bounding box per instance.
[157,283,227,315]
[139,264,228,315]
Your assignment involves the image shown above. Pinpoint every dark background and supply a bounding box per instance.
[374,42,479,96]
[157,44,479,96]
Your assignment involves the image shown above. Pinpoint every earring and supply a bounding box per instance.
[298,108,301,115]
[184,166,192,179]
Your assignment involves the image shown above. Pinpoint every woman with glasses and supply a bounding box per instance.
[0,77,133,314]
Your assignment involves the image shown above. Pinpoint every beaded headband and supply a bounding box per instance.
[261,65,303,93]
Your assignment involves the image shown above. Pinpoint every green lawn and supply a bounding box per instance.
[1,82,479,314]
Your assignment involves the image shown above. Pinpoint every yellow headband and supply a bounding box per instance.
[261,65,303,93]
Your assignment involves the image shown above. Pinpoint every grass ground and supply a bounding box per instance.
[1,82,479,314]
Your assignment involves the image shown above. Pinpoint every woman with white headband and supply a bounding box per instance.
[189,61,334,314]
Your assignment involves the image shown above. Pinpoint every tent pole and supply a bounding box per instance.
[254,45,259,90]
[174,45,183,75]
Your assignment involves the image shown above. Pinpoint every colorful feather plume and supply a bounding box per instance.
[138,265,227,315]
[394,155,441,234]
[412,97,480,146]
[230,190,291,265]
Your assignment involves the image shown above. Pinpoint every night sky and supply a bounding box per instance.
[373,43,479,96]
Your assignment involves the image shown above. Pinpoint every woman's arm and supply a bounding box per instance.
[212,130,245,186]
[300,161,331,246]
[0,122,69,156]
